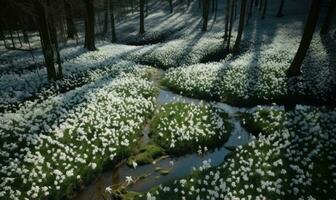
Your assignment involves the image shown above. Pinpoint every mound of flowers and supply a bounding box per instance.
[150,102,233,155]
[139,106,336,199]
[0,44,140,112]
[128,34,226,69]
[163,43,336,106]
[0,70,157,199]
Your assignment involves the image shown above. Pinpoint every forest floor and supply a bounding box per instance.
[0,1,336,200]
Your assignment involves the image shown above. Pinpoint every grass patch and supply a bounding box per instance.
[127,144,165,166]
[149,102,233,155]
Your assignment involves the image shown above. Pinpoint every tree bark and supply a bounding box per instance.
[103,0,109,34]
[169,0,173,13]
[233,0,247,51]
[84,0,96,51]
[202,0,209,31]
[224,0,230,40]
[214,0,218,20]
[34,0,58,80]
[146,0,149,16]
[49,10,63,79]
[255,0,258,7]
[246,0,254,25]
[227,0,234,50]
[276,0,285,17]
[64,0,77,39]
[140,0,145,34]
[110,0,117,42]
[320,0,336,34]
[286,0,320,77]
[261,0,267,19]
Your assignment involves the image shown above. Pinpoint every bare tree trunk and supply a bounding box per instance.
[211,0,215,13]
[84,0,96,51]
[246,0,254,25]
[110,0,117,42]
[202,0,209,31]
[49,11,63,79]
[286,0,320,77]
[233,0,247,51]
[16,30,23,47]
[169,0,173,13]
[9,29,15,48]
[258,0,263,11]
[255,0,258,7]
[131,0,134,14]
[214,0,218,20]
[34,0,57,80]
[224,0,230,40]
[0,20,3,40]
[320,0,336,34]
[103,0,108,34]
[64,0,78,39]
[146,0,149,16]
[140,0,145,34]
[261,0,267,19]
[276,0,285,17]
[227,0,234,50]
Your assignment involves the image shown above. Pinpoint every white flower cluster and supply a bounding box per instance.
[128,34,225,69]
[0,44,141,111]
[151,103,231,154]
[144,106,336,199]
[0,69,157,199]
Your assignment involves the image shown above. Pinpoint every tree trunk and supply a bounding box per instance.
[211,0,215,13]
[34,1,57,80]
[131,0,134,14]
[110,0,117,42]
[49,12,63,79]
[276,0,285,17]
[103,0,109,34]
[246,0,254,25]
[227,0,234,50]
[286,0,320,77]
[84,0,96,51]
[169,0,173,13]
[146,0,149,16]
[261,0,267,19]
[255,0,258,7]
[214,0,218,20]
[233,0,247,51]
[320,0,336,34]
[259,0,263,11]
[140,0,145,34]
[64,0,78,39]
[202,0,209,31]
[224,0,230,40]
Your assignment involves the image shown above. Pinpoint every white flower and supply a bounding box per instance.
[125,176,133,185]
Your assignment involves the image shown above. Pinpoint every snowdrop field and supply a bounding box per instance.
[0,0,335,200]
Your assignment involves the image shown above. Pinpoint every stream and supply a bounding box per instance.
[75,69,283,200]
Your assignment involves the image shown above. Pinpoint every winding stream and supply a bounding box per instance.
[75,69,282,200]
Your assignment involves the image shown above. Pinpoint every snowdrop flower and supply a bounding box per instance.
[132,161,138,169]
[125,176,133,185]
